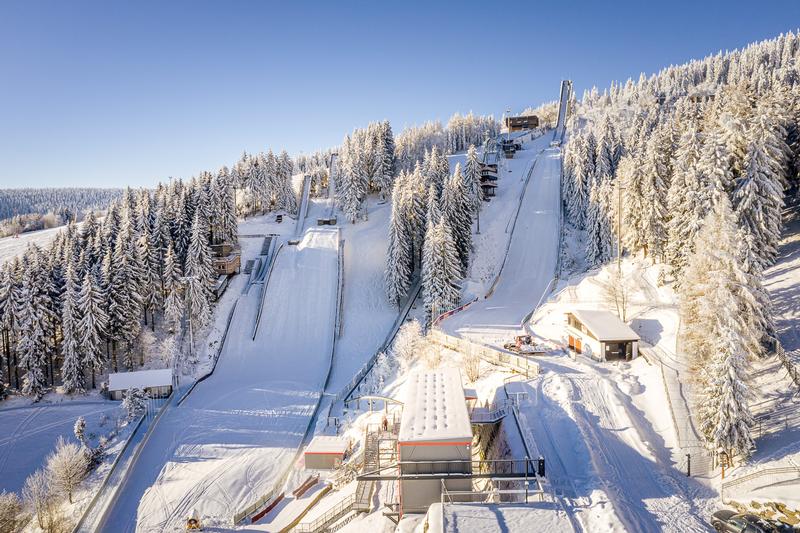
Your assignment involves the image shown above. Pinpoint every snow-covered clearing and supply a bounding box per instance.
[100,226,340,531]
[441,132,559,344]
[0,397,119,494]
[424,501,573,533]
[0,224,72,265]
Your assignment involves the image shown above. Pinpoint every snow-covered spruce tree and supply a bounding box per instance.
[464,145,484,215]
[618,153,648,256]
[77,270,108,389]
[666,124,704,281]
[60,262,83,394]
[640,131,670,261]
[276,150,298,214]
[568,133,591,228]
[163,243,184,333]
[73,416,87,447]
[442,163,473,276]
[594,114,617,180]
[733,99,789,270]
[15,265,49,399]
[376,120,396,198]
[385,182,413,307]
[137,223,160,330]
[585,180,606,267]
[122,387,147,421]
[184,212,213,331]
[422,208,461,324]
[682,197,758,460]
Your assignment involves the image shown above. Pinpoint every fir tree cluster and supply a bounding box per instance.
[395,114,499,173]
[231,149,297,218]
[385,145,483,323]
[0,173,237,400]
[337,121,396,222]
[562,31,800,458]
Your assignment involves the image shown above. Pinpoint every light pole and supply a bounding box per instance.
[505,108,511,142]
[616,181,626,271]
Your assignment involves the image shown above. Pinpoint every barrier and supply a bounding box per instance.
[429,328,539,378]
[721,466,800,504]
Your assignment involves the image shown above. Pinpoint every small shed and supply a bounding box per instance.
[108,368,173,400]
[398,368,473,514]
[566,310,640,361]
[213,253,241,275]
[304,436,348,470]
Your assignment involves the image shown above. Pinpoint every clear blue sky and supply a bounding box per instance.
[1,1,798,188]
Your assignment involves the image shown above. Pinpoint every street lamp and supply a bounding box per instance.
[505,108,511,142]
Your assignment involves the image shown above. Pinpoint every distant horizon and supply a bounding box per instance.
[1,1,799,188]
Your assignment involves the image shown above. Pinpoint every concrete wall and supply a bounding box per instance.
[304,453,342,470]
[399,442,472,514]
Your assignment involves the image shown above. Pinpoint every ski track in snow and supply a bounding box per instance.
[101,227,340,531]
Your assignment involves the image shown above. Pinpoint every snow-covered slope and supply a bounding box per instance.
[441,132,560,345]
[101,228,340,531]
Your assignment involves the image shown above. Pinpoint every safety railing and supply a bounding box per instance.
[720,466,800,504]
[293,494,355,533]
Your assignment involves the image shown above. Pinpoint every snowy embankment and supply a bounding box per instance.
[101,227,340,531]
[440,132,560,347]
[0,223,74,265]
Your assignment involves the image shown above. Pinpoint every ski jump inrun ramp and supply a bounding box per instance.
[99,228,341,532]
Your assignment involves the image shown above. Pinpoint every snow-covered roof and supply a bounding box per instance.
[305,435,348,455]
[569,310,640,342]
[399,368,472,444]
[108,368,173,392]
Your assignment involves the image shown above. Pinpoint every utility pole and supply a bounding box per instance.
[617,182,625,270]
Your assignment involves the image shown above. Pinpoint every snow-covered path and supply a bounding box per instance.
[441,133,560,345]
[101,228,340,531]
[518,357,715,533]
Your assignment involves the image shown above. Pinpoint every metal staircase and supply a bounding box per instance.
[470,401,510,425]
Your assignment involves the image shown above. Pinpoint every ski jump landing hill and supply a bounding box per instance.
[439,131,562,348]
[99,227,341,532]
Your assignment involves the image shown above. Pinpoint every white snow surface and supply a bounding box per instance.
[426,502,573,533]
[108,368,173,392]
[569,309,640,341]
[398,368,471,443]
[0,224,73,266]
[102,227,340,531]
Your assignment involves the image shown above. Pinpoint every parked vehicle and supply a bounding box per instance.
[711,510,793,533]
[503,335,546,355]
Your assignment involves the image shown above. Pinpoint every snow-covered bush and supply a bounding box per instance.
[0,490,25,533]
[46,437,88,504]
[122,387,147,421]
[22,469,62,532]
[391,320,423,373]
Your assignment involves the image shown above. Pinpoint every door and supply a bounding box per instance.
[568,335,575,349]
[575,338,582,353]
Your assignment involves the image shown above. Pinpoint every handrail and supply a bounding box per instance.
[720,466,800,503]
[177,298,239,406]
[87,394,173,532]
[71,412,147,533]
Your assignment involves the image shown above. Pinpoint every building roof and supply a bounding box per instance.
[569,309,640,342]
[399,368,472,444]
[108,368,173,392]
[305,435,348,455]
[463,387,478,401]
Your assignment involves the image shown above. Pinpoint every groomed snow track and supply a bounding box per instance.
[98,228,341,532]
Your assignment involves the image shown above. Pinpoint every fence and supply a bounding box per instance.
[776,340,800,390]
[720,466,800,504]
[429,328,540,378]
[76,394,172,532]
[293,494,356,533]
